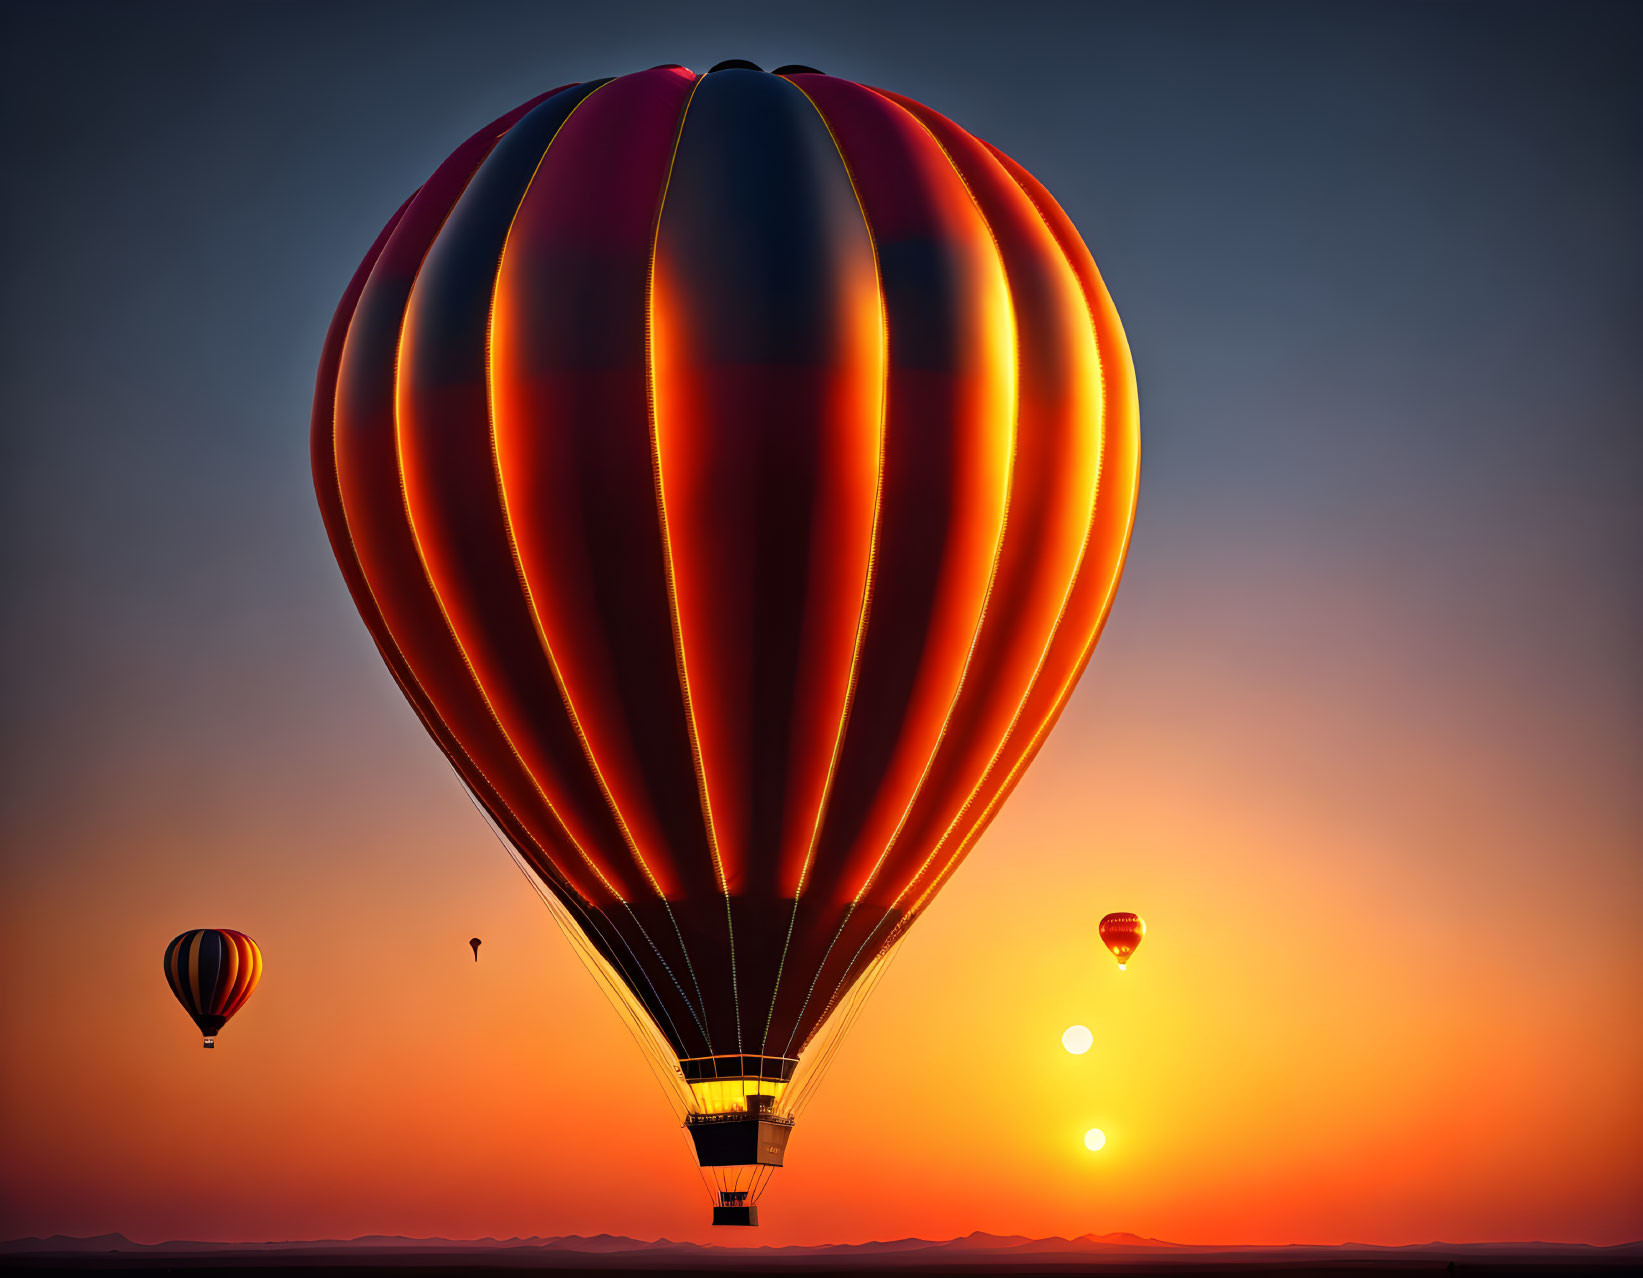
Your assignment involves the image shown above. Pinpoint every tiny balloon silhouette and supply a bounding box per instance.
[1099,912,1146,970]
[163,929,262,1047]
[469,937,482,962]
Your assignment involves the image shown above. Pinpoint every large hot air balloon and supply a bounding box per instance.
[312,60,1138,1225]
[163,929,262,1047]
[1099,912,1145,969]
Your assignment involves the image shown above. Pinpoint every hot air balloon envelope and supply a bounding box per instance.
[311,60,1139,1221]
[163,929,262,1047]
[1099,912,1145,969]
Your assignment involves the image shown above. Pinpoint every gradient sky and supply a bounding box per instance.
[2,0,1639,1250]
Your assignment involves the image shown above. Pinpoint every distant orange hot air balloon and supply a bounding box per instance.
[163,929,262,1047]
[470,937,482,962]
[311,60,1140,1225]
[1099,913,1145,969]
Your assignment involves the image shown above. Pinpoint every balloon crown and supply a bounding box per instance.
[699,60,826,75]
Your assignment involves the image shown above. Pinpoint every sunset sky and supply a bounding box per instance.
[2,0,1639,1251]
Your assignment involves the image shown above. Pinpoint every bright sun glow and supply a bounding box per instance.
[1062,1024,1094,1055]
[1085,1128,1106,1152]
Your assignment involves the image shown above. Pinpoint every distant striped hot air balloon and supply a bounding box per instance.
[1099,912,1145,970]
[163,929,262,1047]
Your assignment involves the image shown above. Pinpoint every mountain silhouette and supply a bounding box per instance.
[5,1230,1639,1264]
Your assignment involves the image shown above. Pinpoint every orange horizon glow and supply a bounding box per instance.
[3,569,1639,1248]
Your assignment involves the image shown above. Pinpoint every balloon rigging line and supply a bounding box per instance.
[757,898,801,1058]
[726,893,742,1055]
[455,774,696,1121]
[566,887,687,1064]
[661,903,715,1057]
[785,955,871,1116]
[785,935,904,1118]
[400,668,695,1062]
[467,751,891,1207]
[801,899,904,1051]
[776,900,856,1061]
[619,898,713,1058]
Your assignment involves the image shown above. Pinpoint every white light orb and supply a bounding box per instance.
[1061,1024,1094,1055]
[1084,1128,1107,1151]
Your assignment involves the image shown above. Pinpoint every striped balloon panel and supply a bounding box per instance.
[163,929,262,1036]
[311,65,1139,1064]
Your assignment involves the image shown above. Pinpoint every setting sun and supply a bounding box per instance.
[1062,1025,1094,1055]
[1084,1129,1107,1152]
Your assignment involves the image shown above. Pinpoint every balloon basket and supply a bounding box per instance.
[686,1114,792,1167]
[713,1190,757,1227]
[202,1038,216,1049]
